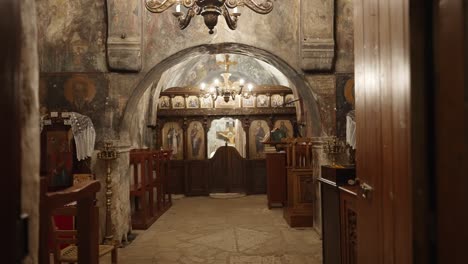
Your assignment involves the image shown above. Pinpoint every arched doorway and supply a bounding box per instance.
[118,43,324,147]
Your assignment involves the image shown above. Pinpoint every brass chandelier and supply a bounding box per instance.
[200,54,254,102]
[145,0,274,34]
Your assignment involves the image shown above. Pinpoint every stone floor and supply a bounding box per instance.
[102,195,322,264]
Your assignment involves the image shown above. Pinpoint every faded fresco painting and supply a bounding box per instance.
[207,118,246,158]
[162,122,184,160]
[37,0,107,72]
[274,120,293,138]
[249,120,270,159]
[187,121,205,160]
[40,73,109,133]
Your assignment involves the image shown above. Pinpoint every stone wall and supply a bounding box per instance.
[21,0,39,262]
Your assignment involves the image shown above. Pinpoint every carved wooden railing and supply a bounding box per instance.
[39,177,101,264]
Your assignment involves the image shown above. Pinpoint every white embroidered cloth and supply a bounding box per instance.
[346,112,356,149]
[69,113,96,160]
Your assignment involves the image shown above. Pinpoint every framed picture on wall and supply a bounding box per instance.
[172,96,185,109]
[256,94,270,108]
[159,96,171,109]
[186,96,199,109]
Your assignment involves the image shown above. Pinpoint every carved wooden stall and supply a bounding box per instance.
[129,149,172,229]
[39,177,101,264]
[152,86,297,195]
[283,138,315,227]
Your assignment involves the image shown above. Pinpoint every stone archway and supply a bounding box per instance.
[119,43,323,147]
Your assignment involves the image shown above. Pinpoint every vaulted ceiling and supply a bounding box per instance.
[158,53,292,91]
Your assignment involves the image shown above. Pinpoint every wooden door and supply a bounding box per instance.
[210,146,246,193]
[0,0,23,262]
[354,0,467,263]
[354,0,412,263]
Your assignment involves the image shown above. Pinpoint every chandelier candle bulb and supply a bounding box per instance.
[176,4,181,13]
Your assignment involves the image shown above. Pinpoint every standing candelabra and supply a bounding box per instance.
[324,137,346,166]
[97,141,119,244]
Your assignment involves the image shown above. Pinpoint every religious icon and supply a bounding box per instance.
[270,94,284,107]
[64,75,97,111]
[163,122,183,160]
[186,96,199,108]
[284,94,295,107]
[188,122,205,159]
[159,96,171,109]
[249,120,268,159]
[45,130,74,190]
[256,94,269,107]
[242,96,255,108]
[200,96,213,108]
[172,96,185,109]
[274,120,293,138]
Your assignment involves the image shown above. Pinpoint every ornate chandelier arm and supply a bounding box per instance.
[145,0,196,13]
[238,0,274,14]
[145,0,176,13]
[222,5,239,30]
[176,7,197,29]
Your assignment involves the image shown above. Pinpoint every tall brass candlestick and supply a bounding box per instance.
[97,141,119,244]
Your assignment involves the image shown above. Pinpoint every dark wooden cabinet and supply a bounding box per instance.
[319,165,357,264]
[265,152,286,208]
[319,177,341,264]
[339,186,358,264]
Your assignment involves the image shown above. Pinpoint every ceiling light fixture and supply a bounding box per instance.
[200,54,254,102]
[145,0,274,34]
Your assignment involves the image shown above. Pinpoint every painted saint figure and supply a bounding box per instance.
[167,126,181,155]
[190,123,202,157]
[254,121,266,155]
[279,121,290,138]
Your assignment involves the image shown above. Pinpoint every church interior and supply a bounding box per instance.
[1,0,467,264]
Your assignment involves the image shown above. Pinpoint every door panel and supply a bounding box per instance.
[210,146,246,193]
[354,0,412,263]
